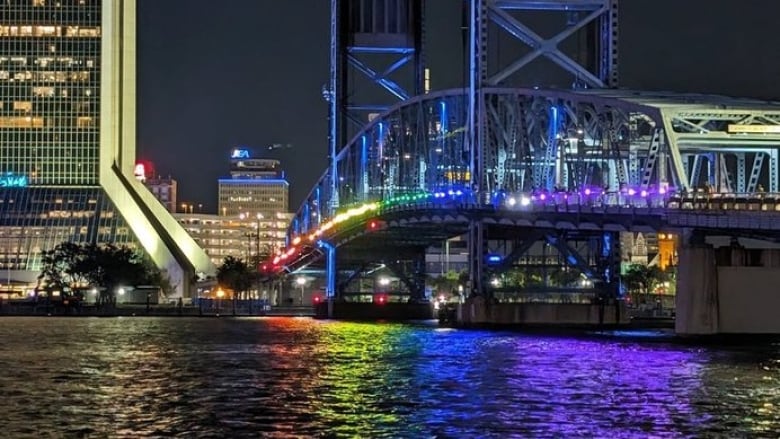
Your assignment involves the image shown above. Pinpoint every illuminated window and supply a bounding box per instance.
[32,87,55,97]
[0,117,43,128]
[13,101,32,113]
[76,117,94,128]
[65,26,100,38]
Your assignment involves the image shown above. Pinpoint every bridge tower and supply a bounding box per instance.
[467,0,619,297]
[328,0,425,214]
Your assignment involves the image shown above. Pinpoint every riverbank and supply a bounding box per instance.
[0,304,316,317]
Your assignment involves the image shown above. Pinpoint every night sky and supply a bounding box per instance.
[136,0,780,213]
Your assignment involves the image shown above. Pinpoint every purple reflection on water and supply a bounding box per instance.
[413,332,712,438]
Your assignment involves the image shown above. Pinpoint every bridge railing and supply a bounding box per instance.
[271,188,780,271]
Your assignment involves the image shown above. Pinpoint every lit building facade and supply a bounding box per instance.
[145,177,178,214]
[0,1,214,297]
[176,212,292,267]
[218,148,289,217]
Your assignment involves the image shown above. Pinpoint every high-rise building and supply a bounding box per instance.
[0,1,214,297]
[133,161,178,214]
[218,148,289,217]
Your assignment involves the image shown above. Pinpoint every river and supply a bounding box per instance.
[0,317,778,438]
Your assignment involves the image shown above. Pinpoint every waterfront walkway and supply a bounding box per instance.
[0,303,316,318]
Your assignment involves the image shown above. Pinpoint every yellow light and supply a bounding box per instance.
[292,236,302,245]
[216,288,225,298]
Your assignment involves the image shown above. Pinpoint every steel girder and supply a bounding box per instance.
[482,0,619,88]
[328,0,425,212]
[289,88,780,243]
[661,108,780,193]
[293,88,656,239]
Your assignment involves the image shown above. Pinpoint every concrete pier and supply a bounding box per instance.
[314,301,435,321]
[676,241,780,335]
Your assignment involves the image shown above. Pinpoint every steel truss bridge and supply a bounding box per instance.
[270,87,780,301]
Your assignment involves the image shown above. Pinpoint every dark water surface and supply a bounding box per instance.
[0,317,779,438]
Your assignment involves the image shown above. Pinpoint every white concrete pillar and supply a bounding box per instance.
[675,243,719,335]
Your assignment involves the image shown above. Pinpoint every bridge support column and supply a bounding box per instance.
[468,219,486,298]
[595,231,622,324]
[676,234,780,335]
[317,240,337,318]
[675,233,718,335]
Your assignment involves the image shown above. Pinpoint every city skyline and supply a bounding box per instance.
[137,0,780,213]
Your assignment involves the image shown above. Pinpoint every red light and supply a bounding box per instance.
[313,296,321,303]
[369,220,377,229]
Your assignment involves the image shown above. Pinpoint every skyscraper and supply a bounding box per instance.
[0,0,214,297]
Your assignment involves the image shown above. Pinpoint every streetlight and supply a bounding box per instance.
[296,277,307,305]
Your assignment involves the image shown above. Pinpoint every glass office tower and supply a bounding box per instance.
[0,0,215,297]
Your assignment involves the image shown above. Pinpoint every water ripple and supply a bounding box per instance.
[0,317,778,437]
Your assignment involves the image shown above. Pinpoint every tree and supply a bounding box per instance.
[38,242,168,307]
[429,270,464,297]
[622,263,663,304]
[38,242,88,294]
[217,256,253,299]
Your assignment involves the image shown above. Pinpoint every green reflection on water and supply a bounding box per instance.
[309,321,423,433]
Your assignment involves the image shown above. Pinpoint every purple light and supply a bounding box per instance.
[539,194,546,201]
[659,187,667,195]
[627,188,636,196]
[584,188,592,196]
[640,190,648,197]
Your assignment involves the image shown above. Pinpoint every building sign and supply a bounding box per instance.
[0,173,28,188]
[727,124,780,134]
[231,148,251,159]
[134,163,146,182]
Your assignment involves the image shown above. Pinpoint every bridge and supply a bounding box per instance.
[267,1,780,334]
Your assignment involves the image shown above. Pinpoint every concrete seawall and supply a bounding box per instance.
[456,297,629,328]
[314,301,435,320]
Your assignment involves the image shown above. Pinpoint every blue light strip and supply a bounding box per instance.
[378,122,385,161]
[317,240,336,298]
[440,101,448,133]
[315,187,321,227]
[361,135,368,200]
[545,106,560,190]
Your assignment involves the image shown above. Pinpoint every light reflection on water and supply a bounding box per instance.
[0,317,778,437]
